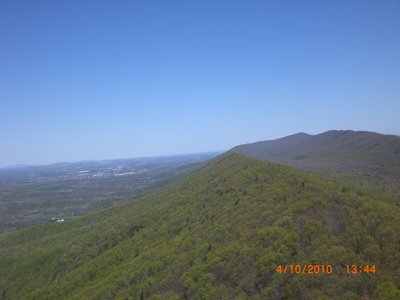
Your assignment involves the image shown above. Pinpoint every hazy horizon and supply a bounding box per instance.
[2,1,399,166]
[2,129,399,168]
[0,150,224,169]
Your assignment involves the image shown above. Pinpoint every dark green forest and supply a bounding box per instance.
[1,153,399,299]
[233,130,400,194]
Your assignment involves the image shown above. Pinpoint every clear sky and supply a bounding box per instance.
[1,0,399,166]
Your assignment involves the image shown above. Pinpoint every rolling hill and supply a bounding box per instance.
[1,152,399,299]
[232,130,400,193]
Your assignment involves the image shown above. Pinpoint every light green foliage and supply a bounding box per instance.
[0,153,399,299]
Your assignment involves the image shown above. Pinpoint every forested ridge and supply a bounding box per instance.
[233,130,400,194]
[1,153,400,299]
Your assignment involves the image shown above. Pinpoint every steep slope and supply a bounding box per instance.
[232,130,400,193]
[1,153,400,299]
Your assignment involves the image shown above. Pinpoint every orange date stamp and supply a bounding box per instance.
[276,264,376,275]
[276,264,333,275]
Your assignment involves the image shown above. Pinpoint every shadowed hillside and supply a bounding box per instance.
[232,130,400,193]
[1,153,399,299]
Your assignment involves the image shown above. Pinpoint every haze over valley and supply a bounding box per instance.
[0,153,218,233]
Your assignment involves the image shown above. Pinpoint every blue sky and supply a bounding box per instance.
[1,0,399,166]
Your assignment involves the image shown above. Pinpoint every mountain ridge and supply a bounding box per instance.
[232,130,400,193]
[1,152,400,299]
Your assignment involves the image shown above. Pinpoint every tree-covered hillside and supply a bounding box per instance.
[1,153,399,299]
[0,153,216,233]
[232,130,400,194]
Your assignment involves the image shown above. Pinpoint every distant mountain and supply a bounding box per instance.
[1,153,399,299]
[232,130,400,193]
